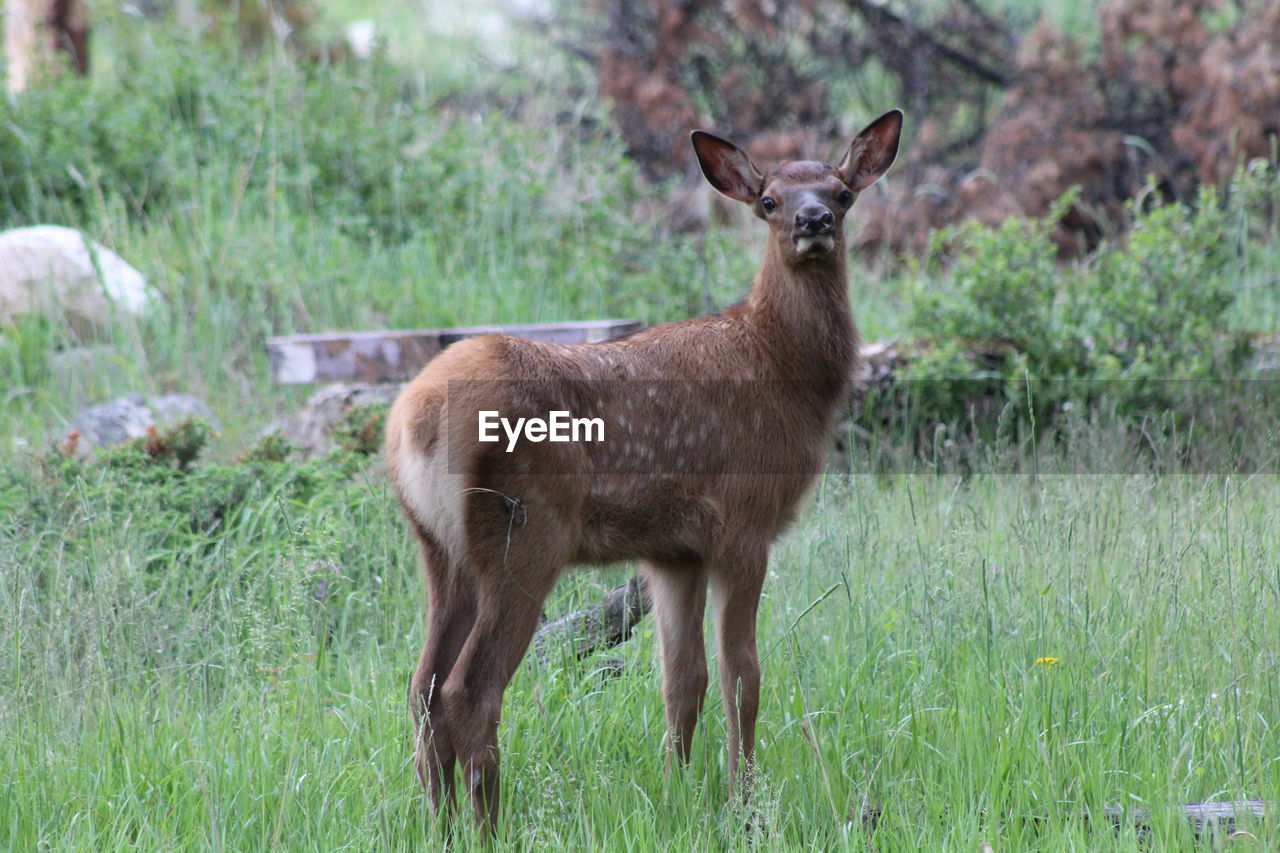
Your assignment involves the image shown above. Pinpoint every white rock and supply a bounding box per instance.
[345,19,377,60]
[0,225,154,328]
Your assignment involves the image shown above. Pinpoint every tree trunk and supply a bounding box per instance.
[5,0,89,93]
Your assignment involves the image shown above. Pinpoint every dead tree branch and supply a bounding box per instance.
[844,0,1011,87]
[532,574,651,663]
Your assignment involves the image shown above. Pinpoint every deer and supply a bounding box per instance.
[383,109,903,833]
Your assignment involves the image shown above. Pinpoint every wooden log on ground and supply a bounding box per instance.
[267,319,643,384]
[861,799,1271,841]
[1101,798,1270,842]
[532,575,650,663]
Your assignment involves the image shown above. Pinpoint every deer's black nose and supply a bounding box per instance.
[796,207,834,234]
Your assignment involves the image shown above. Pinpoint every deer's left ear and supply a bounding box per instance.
[836,109,903,191]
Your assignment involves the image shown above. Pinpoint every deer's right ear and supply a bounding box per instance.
[691,131,763,205]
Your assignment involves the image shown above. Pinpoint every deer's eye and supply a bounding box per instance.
[760,197,777,213]
[838,188,854,206]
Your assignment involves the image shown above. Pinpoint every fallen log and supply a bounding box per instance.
[1101,799,1270,842]
[860,798,1271,842]
[532,574,650,663]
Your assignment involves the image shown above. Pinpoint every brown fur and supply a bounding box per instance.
[385,110,903,833]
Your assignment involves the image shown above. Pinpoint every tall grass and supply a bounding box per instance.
[2,458,1277,850]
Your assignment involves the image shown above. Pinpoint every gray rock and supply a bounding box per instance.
[67,393,218,453]
[262,382,402,457]
[149,393,217,427]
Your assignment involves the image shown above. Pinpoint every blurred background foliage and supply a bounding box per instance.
[0,0,1277,453]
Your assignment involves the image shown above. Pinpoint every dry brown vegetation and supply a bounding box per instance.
[865,0,1280,254]
[551,0,1280,253]
[556,0,1009,183]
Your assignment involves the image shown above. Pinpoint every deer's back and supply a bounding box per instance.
[386,320,841,567]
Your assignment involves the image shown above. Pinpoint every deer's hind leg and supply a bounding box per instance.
[408,522,476,817]
[440,510,568,835]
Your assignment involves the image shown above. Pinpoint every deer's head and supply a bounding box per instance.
[691,110,903,265]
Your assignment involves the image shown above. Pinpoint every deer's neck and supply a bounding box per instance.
[742,240,859,385]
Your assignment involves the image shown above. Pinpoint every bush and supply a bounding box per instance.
[875,178,1260,444]
[0,72,173,222]
[13,420,364,568]
[0,37,644,248]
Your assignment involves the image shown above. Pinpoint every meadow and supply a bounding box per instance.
[2,3,1279,850]
[5,454,1279,849]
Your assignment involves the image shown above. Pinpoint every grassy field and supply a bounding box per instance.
[2,4,1279,850]
[3,462,1278,850]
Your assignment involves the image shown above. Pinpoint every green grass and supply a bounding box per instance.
[3,463,1278,850]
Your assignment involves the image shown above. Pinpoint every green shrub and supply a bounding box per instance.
[330,402,390,456]
[880,180,1259,444]
[0,420,386,699]
[19,421,364,565]
[0,38,624,246]
[0,73,173,222]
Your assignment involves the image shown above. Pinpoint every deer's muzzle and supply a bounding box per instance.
[793,205,835,255]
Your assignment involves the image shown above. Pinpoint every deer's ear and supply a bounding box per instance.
[691,131,764,204]
[836,110,903,191]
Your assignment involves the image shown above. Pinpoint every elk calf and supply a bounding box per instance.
[385,110,903,832]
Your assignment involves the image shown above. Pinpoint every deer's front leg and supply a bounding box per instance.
[710,546,766,791]
[642,561,709,766]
